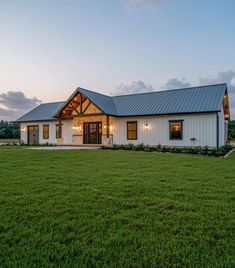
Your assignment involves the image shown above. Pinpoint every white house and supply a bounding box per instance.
[17,83,230,148]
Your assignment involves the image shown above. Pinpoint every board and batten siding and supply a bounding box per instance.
[20,120,73,145]
[113,113,218,147]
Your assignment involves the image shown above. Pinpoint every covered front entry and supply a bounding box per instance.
[28,125,39,144]
[83,122,102,144]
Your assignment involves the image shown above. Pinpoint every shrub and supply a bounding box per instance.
[222,144,233,152]
[135,143,144,151]
[156,144,161,151]
[214,149,226,157]
[161,146,169,153]
[144,145,151,152]
[125,143,134,150]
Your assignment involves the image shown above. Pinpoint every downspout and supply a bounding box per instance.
[216,112,219,149]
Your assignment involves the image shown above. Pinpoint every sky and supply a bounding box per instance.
[0,0,235,120]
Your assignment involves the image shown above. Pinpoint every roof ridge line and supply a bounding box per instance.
[77,87,111,98]
[40,101,65,105]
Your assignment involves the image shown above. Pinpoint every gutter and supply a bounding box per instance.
[216,112,219,149]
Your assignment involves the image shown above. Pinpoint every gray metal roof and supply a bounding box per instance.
[16,101,64,122]
[78,88,118,115]
[112,84,227,116]
[17,84,227,122]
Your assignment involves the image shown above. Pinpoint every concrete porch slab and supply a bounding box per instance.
[27,146,100,150]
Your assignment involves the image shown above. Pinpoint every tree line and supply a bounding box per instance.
[0,120,20,139]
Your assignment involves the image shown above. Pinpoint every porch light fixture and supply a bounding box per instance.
[104,124,107,129]
[73,124,82,130]
[21,127,26,132]
[144,123,149,130]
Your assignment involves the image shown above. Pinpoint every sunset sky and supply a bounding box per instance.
[0,0,235,120]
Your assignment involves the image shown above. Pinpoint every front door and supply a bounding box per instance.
[83,122,102,144]
[28,125,39,144]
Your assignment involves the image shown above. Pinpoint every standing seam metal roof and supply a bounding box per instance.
[16,84,227,122]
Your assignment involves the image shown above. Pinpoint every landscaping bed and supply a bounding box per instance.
[102,143,234,157]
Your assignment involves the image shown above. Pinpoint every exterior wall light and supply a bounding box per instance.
[144,123,149,130]
[21,127,26,132]
[104,124,107,129]
[73,125,81,130]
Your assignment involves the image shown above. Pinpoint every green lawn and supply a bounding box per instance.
[1,147,235,267]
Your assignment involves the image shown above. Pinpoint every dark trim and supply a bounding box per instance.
[216,113,219,149]
[71,113,104,118]
[106,115,110,138]
[42,124,49,139]
[16,119,70,123]
[80,93,83,114]
[113,111,219,118]
[55,124,62,139]
[127,121,138,140]
[27,125,39,145]
[83,121,102,144]
[168,119,184,123]
[82,101,92,114]
[169,120,183,140]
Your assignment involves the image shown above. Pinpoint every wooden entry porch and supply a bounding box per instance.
[54,90,114,146]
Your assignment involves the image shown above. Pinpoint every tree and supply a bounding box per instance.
[228,120,235,139]
[0,121,20,139]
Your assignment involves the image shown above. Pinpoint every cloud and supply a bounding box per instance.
[162,78,191,90]
[123,0,173,9]
[198,70,235,93]
[0,91,41,121]
[197,70,235,119]
[112,80,155,96]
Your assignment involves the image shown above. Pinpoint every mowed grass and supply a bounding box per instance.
[0,147,235,267]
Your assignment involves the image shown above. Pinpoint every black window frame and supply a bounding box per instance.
[56,124,62,139]
[169,120,183,140]
[127,121,138,140]
[43,124,49,139]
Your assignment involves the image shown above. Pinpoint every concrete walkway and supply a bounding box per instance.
[28,146,100,150]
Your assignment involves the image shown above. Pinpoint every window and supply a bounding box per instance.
[56,124,62,139]
[127,121,137,140]
[169,120,183,140]
[43,125,49,139]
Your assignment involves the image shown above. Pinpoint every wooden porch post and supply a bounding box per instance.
[106,115,110,138]
[80,93,82,114]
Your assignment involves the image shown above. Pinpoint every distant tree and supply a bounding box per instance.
[228,120,235,139]
[0,121,20,139]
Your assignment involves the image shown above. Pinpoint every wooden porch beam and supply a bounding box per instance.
[80,93,82,114]
[82,101,91,114]
[72,113,103,118]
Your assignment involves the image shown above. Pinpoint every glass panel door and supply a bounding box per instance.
[83,122,102,144]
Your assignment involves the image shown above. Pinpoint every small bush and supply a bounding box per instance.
[144,145,151,152]
[135,143,144,151]
[156,144,161,151]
